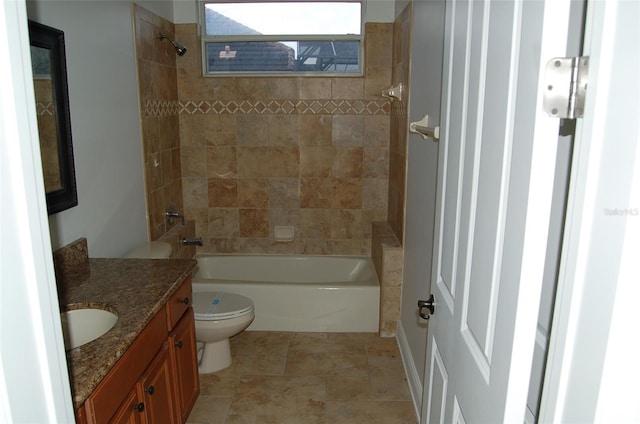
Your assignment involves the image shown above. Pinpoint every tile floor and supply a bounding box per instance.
[186,331,417,424]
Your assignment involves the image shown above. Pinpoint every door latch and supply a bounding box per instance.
[418,294,436,320]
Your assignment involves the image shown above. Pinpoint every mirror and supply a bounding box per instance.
[29,20,77,214]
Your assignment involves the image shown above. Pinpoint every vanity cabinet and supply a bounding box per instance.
[81,276,199,424]
[109,388,142,424]
[169,310,199,423]
[109,343,176,423]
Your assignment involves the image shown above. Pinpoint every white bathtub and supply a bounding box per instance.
[192,255,380,332]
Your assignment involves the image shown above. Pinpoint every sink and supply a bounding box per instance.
[60,308,118,350]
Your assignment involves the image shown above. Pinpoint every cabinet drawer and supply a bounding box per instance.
[166,276,192,330]
[84,308,167,424]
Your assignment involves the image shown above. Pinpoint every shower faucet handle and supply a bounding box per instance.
[181,237,202,246]
[164,209,185,225]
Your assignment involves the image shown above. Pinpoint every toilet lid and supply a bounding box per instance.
[126,241,172,259]
[193,291,254,320]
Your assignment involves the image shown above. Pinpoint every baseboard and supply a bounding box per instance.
[396,320,423,422]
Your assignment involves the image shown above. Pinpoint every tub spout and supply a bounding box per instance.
[181,237,202,246]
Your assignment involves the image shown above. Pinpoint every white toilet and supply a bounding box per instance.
[192,291,254,373]
[126,240,255,374]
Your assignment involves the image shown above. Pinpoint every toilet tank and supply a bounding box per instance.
[125,241,172,259]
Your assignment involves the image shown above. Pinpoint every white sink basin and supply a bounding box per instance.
[60,308,118,350]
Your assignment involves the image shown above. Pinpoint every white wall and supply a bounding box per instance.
[138,0,174,22]
[27,0,148,257]
[398,0,445,398]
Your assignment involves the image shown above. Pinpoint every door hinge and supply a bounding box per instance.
[543,56,589,119]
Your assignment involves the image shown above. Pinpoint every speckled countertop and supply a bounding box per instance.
[56,258,197,409]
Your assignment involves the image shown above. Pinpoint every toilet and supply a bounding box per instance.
[126,241,255,374]
[125,241,173,258]
[192,291,254,373]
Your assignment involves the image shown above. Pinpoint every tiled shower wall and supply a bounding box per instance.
[134,5,184,240]
[370,4,412,336]
[388,4,411,244]
[175,23,394,255]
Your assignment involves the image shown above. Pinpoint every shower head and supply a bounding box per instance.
[159,32,187,56]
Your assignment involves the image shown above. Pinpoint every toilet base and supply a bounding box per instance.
[198,338,232,374]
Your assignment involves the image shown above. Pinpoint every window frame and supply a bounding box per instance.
[199,0,365,77]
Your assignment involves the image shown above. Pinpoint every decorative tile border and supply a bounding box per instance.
[144,100,182,117]
[36,102,55,116]
[144,99,391,117]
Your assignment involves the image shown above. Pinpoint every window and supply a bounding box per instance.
[201,1,363,76]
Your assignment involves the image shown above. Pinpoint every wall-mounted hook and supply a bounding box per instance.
[382,83,404,102]
[409,114,440,141]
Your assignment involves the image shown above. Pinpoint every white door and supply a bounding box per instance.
[420,1,572,422]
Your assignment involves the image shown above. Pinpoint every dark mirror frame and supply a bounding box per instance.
[28,20,77,215]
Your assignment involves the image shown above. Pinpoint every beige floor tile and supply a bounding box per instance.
[236,353,287,376]
[366,336,402,357]
[229,393,325,422]
[289,332,365,354]
[328,332,379,344]
[326,400,417,424]
[368,355,407,378]
[234,375,327,399]
[327,376,372,401]
[199,369,240,397]
[369,374,411,400]
[186,395,232,424]
[230,331,291,356]
[189,332,416,423]
[285,350,369,376]
[223,415,260,424]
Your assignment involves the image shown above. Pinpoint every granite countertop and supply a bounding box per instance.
[57,257,197,409]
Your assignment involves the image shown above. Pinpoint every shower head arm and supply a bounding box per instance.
[159,33,177,48]
[159,32,187,56]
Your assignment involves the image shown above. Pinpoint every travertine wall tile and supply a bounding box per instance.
[137,21,394,256]
[371,221,404,337]
[387,5,411,244]
[134,5,184,240]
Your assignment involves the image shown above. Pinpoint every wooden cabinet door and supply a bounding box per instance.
[169,308,200,422]
[110,387,145,424]
[139,342,179,423]
[84,309,168,424]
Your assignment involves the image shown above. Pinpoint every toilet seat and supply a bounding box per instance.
[193,291,254,321]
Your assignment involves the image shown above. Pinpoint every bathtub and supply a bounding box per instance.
[191,255,380,332]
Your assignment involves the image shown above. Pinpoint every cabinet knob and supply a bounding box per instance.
[181,297,189,305]
[175,340,183,349]
[134,402,145,412]
[145,386,155,395]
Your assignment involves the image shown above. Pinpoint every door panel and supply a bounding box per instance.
[421,0,571,422]
[426,340,448,424]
